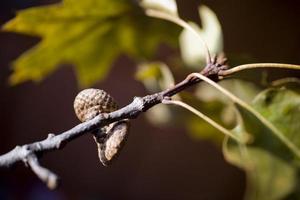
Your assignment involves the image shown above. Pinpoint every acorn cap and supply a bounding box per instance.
[73,88,118,122]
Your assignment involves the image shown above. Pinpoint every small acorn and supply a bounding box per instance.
[74,88,129,166]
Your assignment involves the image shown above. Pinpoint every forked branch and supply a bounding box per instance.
[0,59,299,189]
[0,57,227,189]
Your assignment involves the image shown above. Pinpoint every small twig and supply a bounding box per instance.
[27,154,59,189]
[220,63,300,76]
[162,99,244,143]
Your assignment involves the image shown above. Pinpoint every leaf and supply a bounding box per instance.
[235,86,300,161]
[187,117,224,145]
[193,72,300,159]
[3,0,180,86]
[179,91,229,145]
[189,72,300,198]
[224,138,296,200]
[135,61,175,92]
[224,84,300,200]
[195,79,260,131]
[179,5,223,68]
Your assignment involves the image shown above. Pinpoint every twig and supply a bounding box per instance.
[27,154,59,189]
[0,58,227,189]
[220,63,300,76]
[162,99,244,143]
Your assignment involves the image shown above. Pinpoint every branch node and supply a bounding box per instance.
[200,54,229,82]
[162,96,172,102]
[21,145,32,162]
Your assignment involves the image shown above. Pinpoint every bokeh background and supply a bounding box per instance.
[0,0,299,199]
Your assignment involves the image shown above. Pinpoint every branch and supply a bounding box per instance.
[27,154,59,189]
[0,60,225,188]
[1,55,298,189]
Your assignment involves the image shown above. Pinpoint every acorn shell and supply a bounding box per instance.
[73,88,129,166]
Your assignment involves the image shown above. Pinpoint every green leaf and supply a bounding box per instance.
[253,87,300,146]
[3,0,180,86]
[179,5,223,68]
[235,86,300,161]
[194,79,260,131]
[224,138,296,200]
[135,61,175,92]
[187,116,224,145]
[224,84,300,200]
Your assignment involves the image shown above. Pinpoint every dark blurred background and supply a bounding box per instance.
[0,0,299,200]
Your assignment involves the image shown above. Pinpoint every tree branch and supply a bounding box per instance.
[27,153,59,189]
[0,58,228,189]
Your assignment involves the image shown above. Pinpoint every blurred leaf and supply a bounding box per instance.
[136,62,177,125]
[135,62,161,81]
[3,0,180,86]
[187,117,224,145]
[179,5,223,68]
[181,92,229,145]
[140,0,178,16]
[220,104,236,126]
[224,138,296,200]
[136,61,175,92]
[195,79,260,128]
[271,77,300,92]
[145,103,174,125]
[224,84,300,200]
[196,79,260,104]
